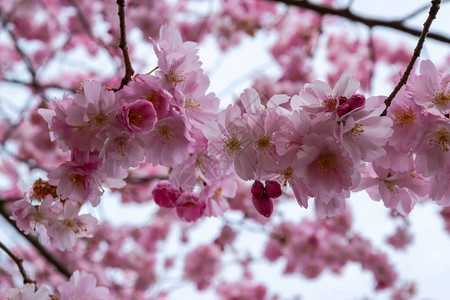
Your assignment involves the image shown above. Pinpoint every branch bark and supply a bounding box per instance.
[115,0,135,91]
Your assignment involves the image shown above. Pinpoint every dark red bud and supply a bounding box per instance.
[265,180,282,198]
[251,180,265,199]
[348,93,366,110]
[152,181,180,208]
[337,103,351,117]
[252,194,273,218]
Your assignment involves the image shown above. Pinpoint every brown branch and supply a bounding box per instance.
[0,203,73,279]
[0,9,38,88]
[0,240,36,285]
[125,175,169,184]
[266,0,450,44]
[400,0,449,22]
[115,0,135,91]
[382,0,441,116]
[3,78,77,93]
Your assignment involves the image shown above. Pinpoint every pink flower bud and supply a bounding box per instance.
[152,181,180,208]
[264,180,282,198]
[348,93,366,110]
[251,180,265,199]
[337,103,351,117]
[252,194,273,218]
[175,193,205,222]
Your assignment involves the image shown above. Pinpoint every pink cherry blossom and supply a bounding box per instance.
[294,133,355,196]
[175,192,205,222]
[152,180,181,208]
[6,283,50,300]
[117,99,157,134]
[184,244,222,290]
[357,163,428,215]
[145,114,192,166]
[57,270,110,300]
[408,59,450,117]
[47,201,98,251]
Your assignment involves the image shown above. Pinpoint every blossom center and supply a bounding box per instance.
[315,153,335,173]
[165,69,184,84]
[185,98,200,111]
[93,113,107,127]
[279,166,293,186]
[129,111,143,126]
[146,92,160,106]
[256,135,272,151]
[214,187,222,199]
[430,128,450,152]
[384,180,398,193]
[323,97,337,111]
[394,106,415,128]
[433,83,450,108]
[223,135,242,155]
[69,174,84,187]
[345,123,364,138]
[115,137,127,156]
[156,125,174,143]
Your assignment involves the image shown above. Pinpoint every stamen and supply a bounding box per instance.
[156,125,174,143]
[316,153,335,173]
[394,106,415,128]
[223,135,242,155]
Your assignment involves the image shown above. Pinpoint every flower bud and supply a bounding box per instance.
[252,194,273,218]
[152,181,180,208]
[265,180,282,198]
[251,180,265,199]
[348,93,366,110]
[337,103,351,117]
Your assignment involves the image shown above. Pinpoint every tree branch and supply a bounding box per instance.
[399,0,449,22]
[382,0,441,115]
[0,240,36,285]
[115,0,134,91]
[266,0,450,44]
[125,175,169,184]
[0,203,73,279]
[3,78,76,93]
[0,9,38,88]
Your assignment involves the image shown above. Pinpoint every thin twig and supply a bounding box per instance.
[399,0,449,22]
[0,203,73,279]
[0,9,38,88]
[3,78,76,93]
[267,0,450,44]
[125,175,169,184]
[382,0,441,116]
[0,240,36,285]
[115,0,134,91]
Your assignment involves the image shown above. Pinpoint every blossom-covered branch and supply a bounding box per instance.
[0,203,73,279]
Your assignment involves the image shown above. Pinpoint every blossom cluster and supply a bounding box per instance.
[6,270,109,300]
[31,24,450,235]
[264,211,398,290]
[11,179,97,251]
